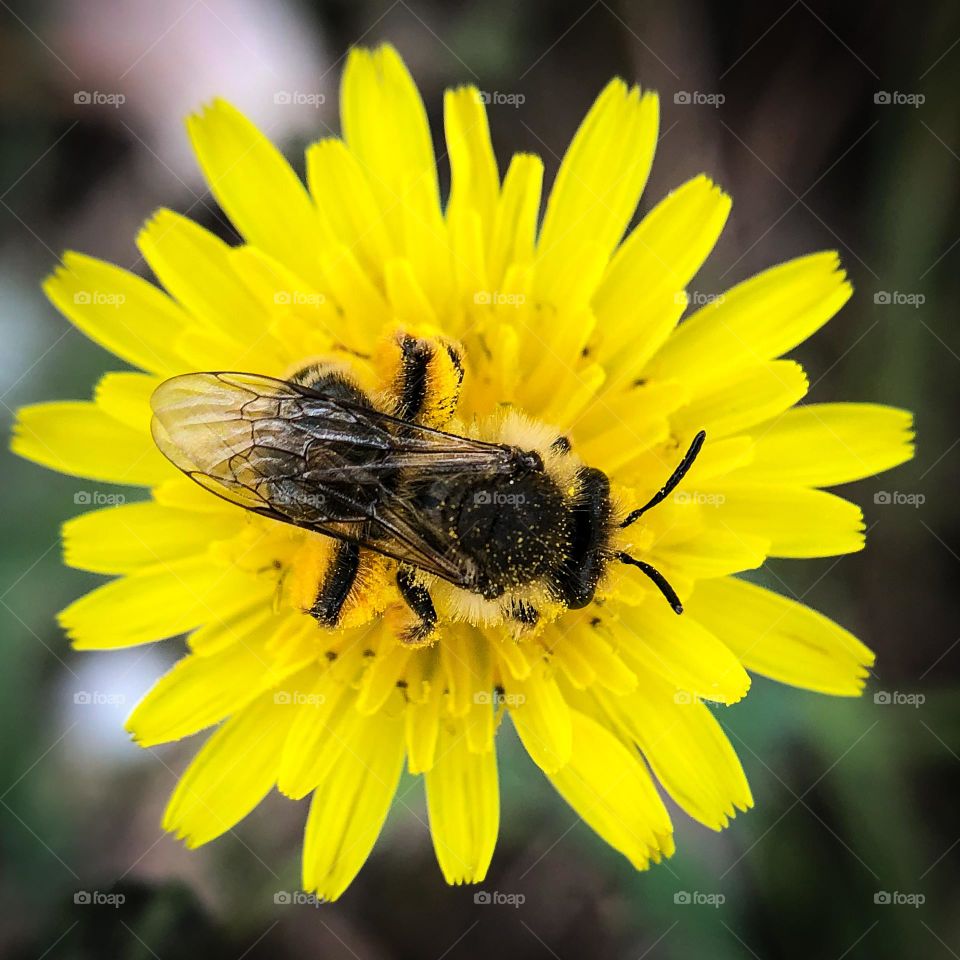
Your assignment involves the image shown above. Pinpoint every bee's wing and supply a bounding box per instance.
[150,372,509,585]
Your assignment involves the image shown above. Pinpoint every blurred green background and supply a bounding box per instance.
[1,0,957,956]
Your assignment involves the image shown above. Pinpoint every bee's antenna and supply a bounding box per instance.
[620,429,707,529]
[616,552,683,614]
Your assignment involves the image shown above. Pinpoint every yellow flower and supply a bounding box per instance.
[12,44,913,900]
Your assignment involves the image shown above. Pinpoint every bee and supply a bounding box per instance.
[150,339,705,643]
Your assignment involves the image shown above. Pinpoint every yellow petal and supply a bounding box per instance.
[508,670,572,772]
[94,371,158,432]
[652,530,769,581]
[425,720,499,884]
[488,153,542,289]
[405,682,442,775]
[341,45,440,234]
[599,670,753,830]
[671,360,809,440]
[687,577,875,696]
[63,501,239,574]
[615,601,751,704]
[163,690,295,847]
[137,209,275,343]
[43,253,190,375]
[12,401,171,485]
[535,80,658,308]
[548,621,637,694]
[546,710,673,869]
[593,175,731,371]
[59,556,269,649]
[340,45,449,310]
[732,403,915,486]
[277,677,364,800]
[302,710,406,901]
[647,252,852,388]
[188,600,274,656]
[152,475,243,514]
[704,483,865,557]
[444,86,499,232]
[126,635,283,746]
[306,137,393,279]
[186,99,319,284]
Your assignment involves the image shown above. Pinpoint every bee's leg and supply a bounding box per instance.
[509,599,539,628]
[308,541,361,626]
[395,566,437,643]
